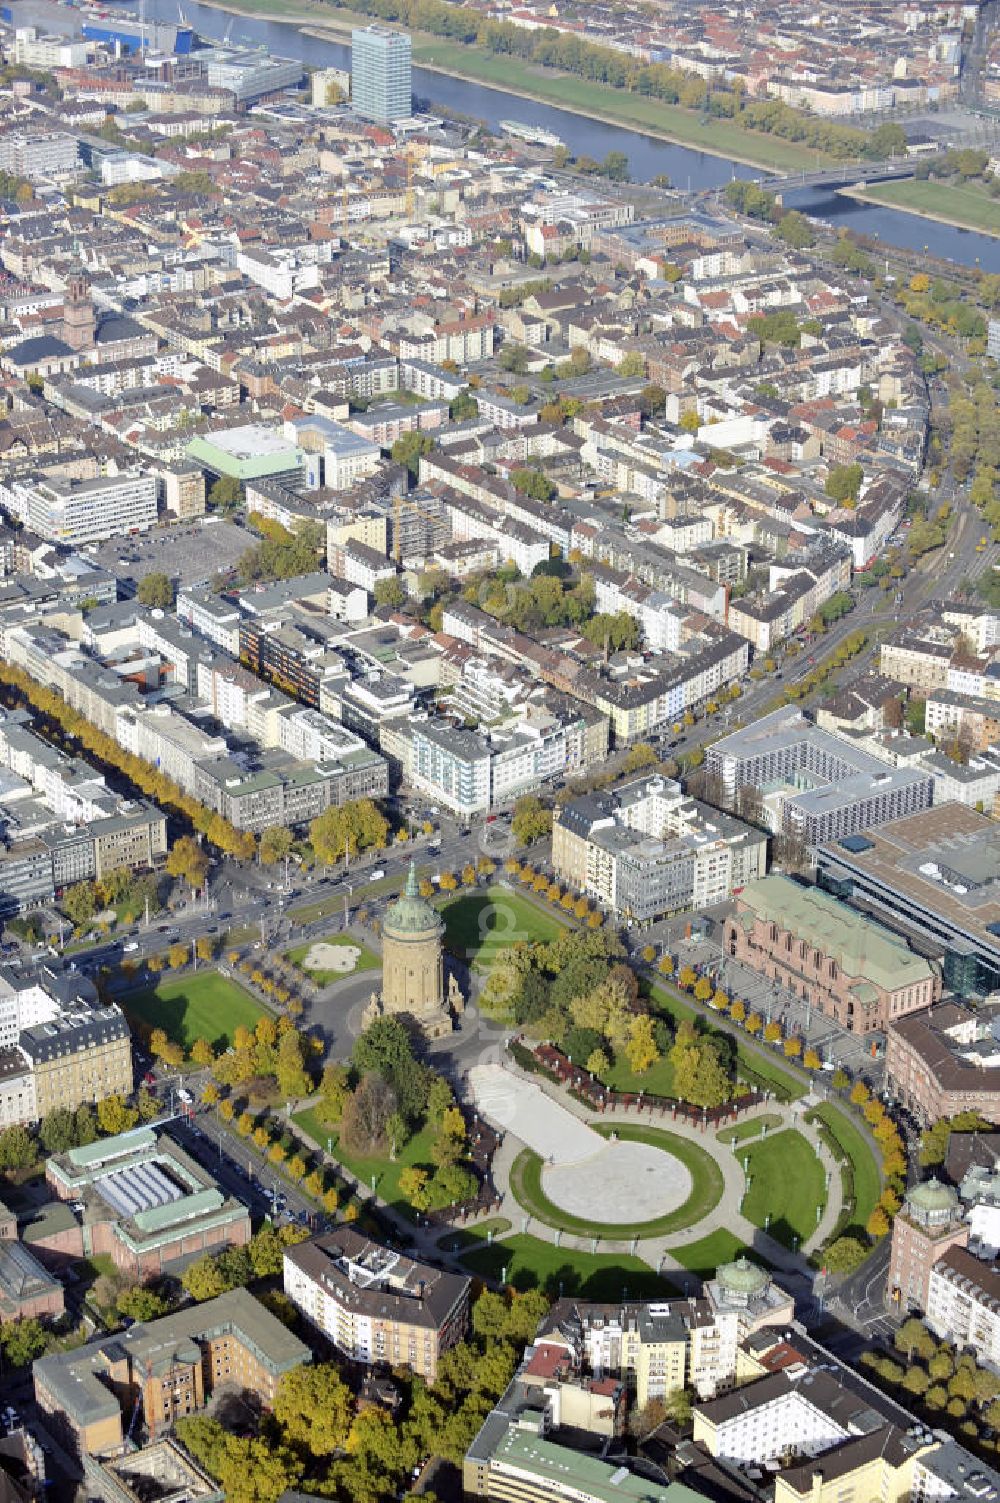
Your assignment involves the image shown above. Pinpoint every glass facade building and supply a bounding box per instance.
[351,26,412,122]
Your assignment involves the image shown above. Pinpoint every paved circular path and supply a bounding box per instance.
[541,1140,692,1223]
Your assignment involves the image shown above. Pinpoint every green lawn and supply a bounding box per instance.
[600,1053,676,1098]
[671,1229,767,1281]
[810,1102,882,1233]
[648,985,806,1102]
[649,984,699,1027]
[291,1113,438,1220]
[124,971,266,1051]
[717,1113,783,1146]
[436,1218,512,1252]
[411,41,828,172]
[738,1129,826,1249]
[461,1234,677,1298]
[284,933,379,986]
[508,1123,724,1238]
[441,888,567,968]
[735,1046,808,1102]
[850,178,1000,238]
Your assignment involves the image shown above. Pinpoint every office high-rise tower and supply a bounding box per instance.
[351,25,412,122]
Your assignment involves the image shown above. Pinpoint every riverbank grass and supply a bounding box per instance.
[844,178,1000,239]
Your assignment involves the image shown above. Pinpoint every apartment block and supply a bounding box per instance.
[553,774,767,923]
[283,1227,469,1380]
[926,1247,1000,1368]
[707,707,933,845]
[887,1002,1000,1126]
[33,1288,309,1458]
[0,961,132,1127]
[0,471,157,546]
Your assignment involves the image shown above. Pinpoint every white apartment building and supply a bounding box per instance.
[276,706,371,767]
[116,704,227,796]
[0,131,78,181]
[323,424,381,490]
[410,721,491,817]
[176,590,242,656]
[235,248,321,301]
[695,1376,854,1465]
[926,1247,1000,1369]
[0,472,157,546]
[14,28,90,68]
[409,706,574,817]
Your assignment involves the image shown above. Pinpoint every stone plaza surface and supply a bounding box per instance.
[468,1064,692,1223]
[302,942,361,973]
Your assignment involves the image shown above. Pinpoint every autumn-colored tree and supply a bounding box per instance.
[783,1037,802,1059]
[763,1020,782,1043]
[97,1095,139,1137]
[166,835,209,892]
[658,954,674,976]
[867,1206,890,1238]
[624,1015,660,1076]
[190,1037,214,1067]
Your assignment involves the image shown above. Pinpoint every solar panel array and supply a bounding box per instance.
[94,1160,183,1219]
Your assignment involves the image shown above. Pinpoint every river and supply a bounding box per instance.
[145,0,1000,270]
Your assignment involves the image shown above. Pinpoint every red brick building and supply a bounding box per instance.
[725,876,940,1035]
[888,1179,968,1313]
[886,1002,1000,1126]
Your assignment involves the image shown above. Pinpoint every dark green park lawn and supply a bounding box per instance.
[441,888,566,968]
[738,1128,826,1249]
[124,971,267,1051]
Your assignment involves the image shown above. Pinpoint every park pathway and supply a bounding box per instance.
[468,1055,845,1283]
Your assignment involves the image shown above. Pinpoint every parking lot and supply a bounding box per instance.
[91,518,253,590]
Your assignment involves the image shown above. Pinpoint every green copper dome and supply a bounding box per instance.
[717,1256,769,1298]
[908,1177,959,1215]
[384,861,441,936]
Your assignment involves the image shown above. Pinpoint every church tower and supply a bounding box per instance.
[62,274,95,352]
